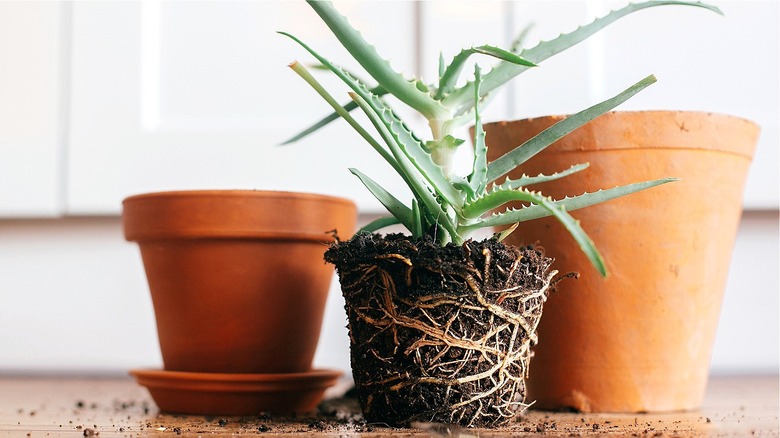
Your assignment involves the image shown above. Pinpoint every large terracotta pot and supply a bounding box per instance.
[483,111,759,412]
[123,190,357,374]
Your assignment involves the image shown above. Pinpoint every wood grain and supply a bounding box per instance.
[1,375,776,436]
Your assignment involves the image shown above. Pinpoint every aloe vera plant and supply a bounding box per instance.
[282,0,721,276]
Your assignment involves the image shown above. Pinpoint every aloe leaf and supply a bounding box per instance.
[360,216,401,234]
[290,61,439,232]
[461,187,524,220]
[281,85,388,145]
[281,31,391,116]
[496,163,590,190]
[348,91,464,210]
[280,31,371,98]
[411,199,423,238]
[287,61,404,173]
[463,188,607,276]
[349,92,461,243]
[442,0,722,110]
[441,88,498,131]
[471,178,677,229]
[281,110,342,145]
[468,65,488,197]
[533,192,606,277]
[435,45,535,99]
[350,168,415,231]
[487,74,656,183]
[285,38,424,199]
[281,31,464,210]
[492,223,519,243]
[451,175,475,201]
[425,135,464,178]
[304,0,447,120]
[509,22,535,53]
[424,135,465,154]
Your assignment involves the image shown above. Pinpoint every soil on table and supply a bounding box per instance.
[53,389,726,437]
[325,233,555,428]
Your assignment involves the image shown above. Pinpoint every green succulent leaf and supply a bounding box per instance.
[349,91,461,243]
[349,91,464,210]
[510,23,535,53]
[305,0,448,121]
[487,74,657,183]
[468,65,488,197]
[425,135,465,178]
[442,0,722,111]
[285,36,450,213]
[281,31,464,212]
[289,59,449,237]
[435,45,535,99]
[285,0,715,260]
[411,199,423,238]
[496,163,590,190]
[451,175,476,201]
[349,168,415,231]
[532,192,607,277]
[462,188,607,276]
[424,135,465,153]
[473,178,678,229]
[359,216,401,234]
[281,85,388,145]
[287,61,399,169]
[492,223,519,243]
[461,187,523,220]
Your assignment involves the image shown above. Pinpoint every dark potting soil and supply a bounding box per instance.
[325,233,556,428]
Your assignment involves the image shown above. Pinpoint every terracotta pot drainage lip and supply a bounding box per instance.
[130,368,343,416]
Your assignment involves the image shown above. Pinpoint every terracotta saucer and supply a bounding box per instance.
[130,368,342,416]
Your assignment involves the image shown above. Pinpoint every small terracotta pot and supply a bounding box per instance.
[483,111,759,412]
[123,190,357,374]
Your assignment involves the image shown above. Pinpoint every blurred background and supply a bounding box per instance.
[0,0,777,376]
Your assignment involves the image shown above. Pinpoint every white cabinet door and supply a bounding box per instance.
[67,0,416,214]
[0,2,66,217]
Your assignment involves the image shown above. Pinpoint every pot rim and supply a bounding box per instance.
[486,110,759,127]
[122,189,355,208]
[482,110,760,160]
[122,189,357,243]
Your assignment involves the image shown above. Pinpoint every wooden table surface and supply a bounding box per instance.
[0,374,776,437]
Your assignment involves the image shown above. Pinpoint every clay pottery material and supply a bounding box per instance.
[129,368,342,416]
[483,111,759,412]
[123,190,357,374]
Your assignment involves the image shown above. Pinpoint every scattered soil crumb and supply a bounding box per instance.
[93,390,729,436]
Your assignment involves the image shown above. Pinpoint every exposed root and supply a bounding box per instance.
[325,234,554,428]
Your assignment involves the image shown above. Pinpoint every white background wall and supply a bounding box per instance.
[0,0,777,376]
